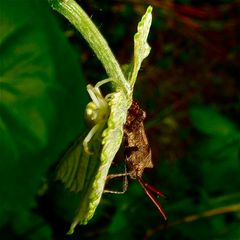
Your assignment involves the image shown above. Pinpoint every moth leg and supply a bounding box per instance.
[83,123,102,154]
[104,165,129,194]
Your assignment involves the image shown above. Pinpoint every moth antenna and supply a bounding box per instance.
[137,176,168,221]
[138,177,167,199]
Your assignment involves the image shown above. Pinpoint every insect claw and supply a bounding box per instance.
[83,144,93,155]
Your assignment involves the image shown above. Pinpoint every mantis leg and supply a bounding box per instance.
[95,78,112,88]
[86,85,103,108]
[83,123,103,154]
[84,79,111,154]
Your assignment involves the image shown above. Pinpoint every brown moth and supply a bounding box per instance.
[124,100,153,178]
[105,100,167,221]
[124,100,167,221]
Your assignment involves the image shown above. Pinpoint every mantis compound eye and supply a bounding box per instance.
[85,102,98,125]
[85,100,109,126]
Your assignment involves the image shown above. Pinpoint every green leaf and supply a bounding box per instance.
[0,0,88,230]
[108,210,129,237]
[68,90,129,233]
[89,91,129,215]
[66,138,103,233]
[56,135,90,192]
[196,136,240,157]
[129,6,152,87]
[190,106,239,137]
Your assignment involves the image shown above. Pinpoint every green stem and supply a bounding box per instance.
[49,0,130,94]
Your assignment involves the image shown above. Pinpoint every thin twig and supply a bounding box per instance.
[145,203,240,239]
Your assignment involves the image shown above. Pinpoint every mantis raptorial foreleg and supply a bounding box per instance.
[83,79,112,154]
[83,123,103,154]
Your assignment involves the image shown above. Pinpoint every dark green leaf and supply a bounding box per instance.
[0,0,88,230]
[190,106,239,137]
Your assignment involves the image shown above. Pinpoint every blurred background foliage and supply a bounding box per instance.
[0,0,240,239]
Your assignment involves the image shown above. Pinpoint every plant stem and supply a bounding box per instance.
[49,0,130,94]
[146,203,240,238]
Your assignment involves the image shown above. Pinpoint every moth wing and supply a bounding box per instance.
[135,122,154,169]
[140,145,154,169]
